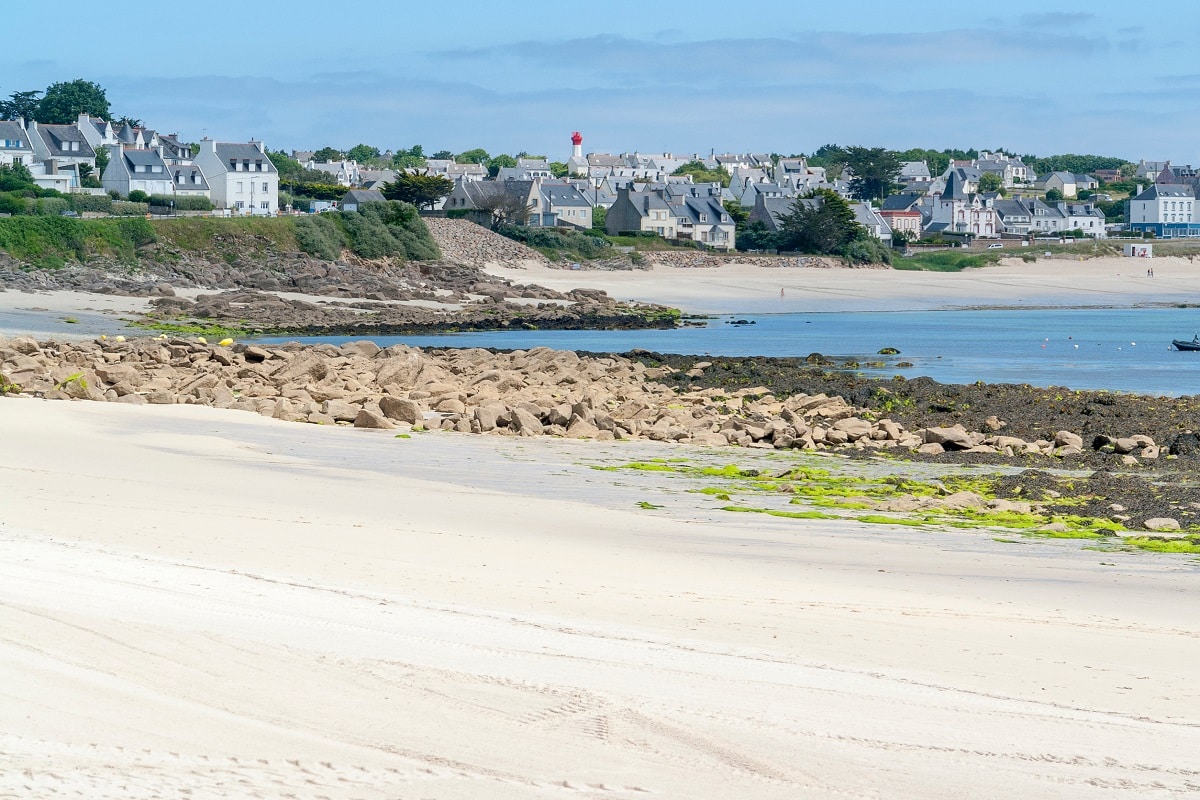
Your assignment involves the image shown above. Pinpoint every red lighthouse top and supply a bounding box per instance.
[571,131,583,146]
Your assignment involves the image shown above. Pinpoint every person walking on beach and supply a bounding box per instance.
[780,287,785,298]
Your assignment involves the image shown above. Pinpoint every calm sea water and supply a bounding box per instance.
[257,307,1200,397]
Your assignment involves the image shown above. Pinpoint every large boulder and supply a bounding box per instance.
[379,396,421,424]
[923,425,973,450]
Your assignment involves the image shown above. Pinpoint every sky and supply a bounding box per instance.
[4,1,1198,163]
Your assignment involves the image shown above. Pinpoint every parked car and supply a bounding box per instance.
[987,243,1004,249]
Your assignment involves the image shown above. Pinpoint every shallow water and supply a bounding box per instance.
[257,307,1200,396]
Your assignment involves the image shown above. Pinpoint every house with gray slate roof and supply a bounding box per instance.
[539,182,593,229]
[668,195,735,250]
[1127,183,1199,238]
[445,179,540,226]
[102,146,173,198]
[193,139,279,215]
[0,120,34,167]
[340,189,386,213]
[606,188,679,238]
[169,163,210,199]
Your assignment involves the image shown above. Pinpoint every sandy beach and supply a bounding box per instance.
[2,398,1198,798]
[486,255,1200,314]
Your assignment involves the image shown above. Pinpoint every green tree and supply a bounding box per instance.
[840,146,901,202]
[127,190,150,203]
[1045,188,1064,202]
[392,145,426,169]
[380,170,454,210]
[267,149,304,181]
[346,143,381,163]
[456,148,490,165]
[776,190,860,254]
[0,162,37,192]
[431,150,454,160]
[722,200,749,229]
[550,161,569,178]
[0,90,42,120]
[487,153,517,177]
[312,146,343,162]
[113,115,144,128]
[36,80,111,124]
[94,147,110,175]
[978,172,1003,193]
[671,160,732,187]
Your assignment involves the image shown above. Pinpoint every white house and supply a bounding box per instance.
[26,121,95,190]
[926,171,999,237]
[76,113,118,153]
[193,139,278,215]
[102,146,174,198]
[1127,184,1200,238]
[304,159,361,186]
[0,119,34,167]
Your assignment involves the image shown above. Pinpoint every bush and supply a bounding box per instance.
[68,194,114,213]
[840,234,892,265]
[0,193,25,215]
[493,222,611,260]
[294,214,346,261]
[26,197,70,216]
[148,195,213,211]
[111,201,148,216]
[127,190,150,203]
[337,201,439,261]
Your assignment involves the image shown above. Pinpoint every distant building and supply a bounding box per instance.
[1127,184,1200,238]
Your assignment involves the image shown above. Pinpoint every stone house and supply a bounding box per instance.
[605,188,679,238]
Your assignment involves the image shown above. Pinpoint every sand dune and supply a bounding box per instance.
[2,399,1198,797]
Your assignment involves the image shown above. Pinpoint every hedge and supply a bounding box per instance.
[148,195,213,211]
[111,201,149,216]
[68,194,114,213]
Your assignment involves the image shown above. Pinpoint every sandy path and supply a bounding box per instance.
[486,256,1200,314]
[1,399,1198,797]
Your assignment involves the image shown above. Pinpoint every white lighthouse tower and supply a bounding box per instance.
[568,131,587,176]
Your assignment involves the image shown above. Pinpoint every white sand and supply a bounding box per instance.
[487,255,1200,314]
[2,398,1197,798]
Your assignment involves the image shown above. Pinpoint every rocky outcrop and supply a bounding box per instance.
[0,336,1166,468]
[423,218,550,268]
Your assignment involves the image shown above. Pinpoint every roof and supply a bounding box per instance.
[36,124,96,157]
[540,184,591,207]
[943,170,969,201]
[169,164,210,190]
[213,143,278,172]
[1133,184,1194,200]
[342,189,386,205]
[121,148,168,171]
[0,120,30,150]
[881,193,922,211]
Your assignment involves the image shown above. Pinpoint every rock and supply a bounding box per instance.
[1168,432,1200,457]
[322,398,360,422]
[379,396,421,424]
[1141,445,1160,460]
[916,442,945,455]
[565,418,601,439]
[353,408,395,429]
[1040,522,1071,533]
[510,407,544,436]
[923,425,972,450]
[1143,517,1181,532]
[1054,430,1083,450]
[830,417,873,441]
[435,397,466,414]
[243,346,270,363]
[984,415,1005,432]
[271,352,329,386]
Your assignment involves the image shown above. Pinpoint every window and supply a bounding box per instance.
[260,201,269,210]
[243,159,250,171]
[230,159,239,171]
[262,181,268,192]
[236,181,243,193]
[235,200,245,209]
[255,161,263,171]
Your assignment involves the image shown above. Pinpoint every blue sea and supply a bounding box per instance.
[256,307,1200,397]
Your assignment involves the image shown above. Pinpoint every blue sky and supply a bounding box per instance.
[4,1,1197,162]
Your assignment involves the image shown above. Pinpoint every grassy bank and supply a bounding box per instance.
[893,251,1004,271]
[0,201,439,270]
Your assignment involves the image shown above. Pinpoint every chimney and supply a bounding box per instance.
[1136,184,1144,196]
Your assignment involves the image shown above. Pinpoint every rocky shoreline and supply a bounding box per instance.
[4,335,1199,535]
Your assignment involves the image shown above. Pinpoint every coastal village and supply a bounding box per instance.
[2,109,1196,254]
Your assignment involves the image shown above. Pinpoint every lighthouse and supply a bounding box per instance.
[571,131,583,160]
